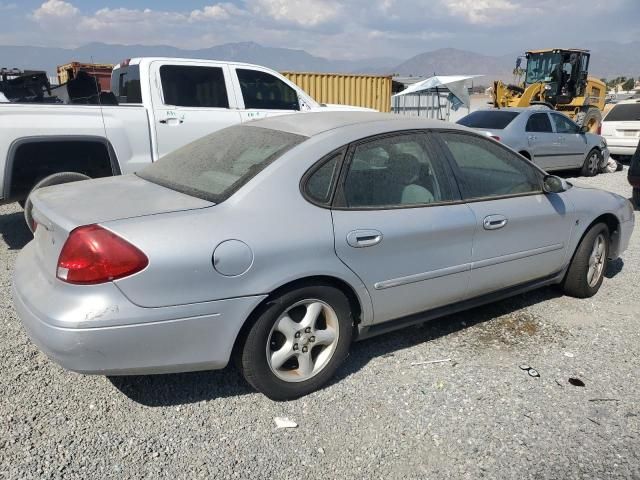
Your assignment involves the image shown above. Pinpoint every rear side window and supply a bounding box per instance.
[526,113,553,133]
[237,69,299,110]
[114,66,142,103]
[457,111,520,129]
[605,103,640,122]
[160,65,229,108]
[304,153,341,205]
[138,126,305,202]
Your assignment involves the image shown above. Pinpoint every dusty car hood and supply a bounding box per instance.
[31,174,212,232]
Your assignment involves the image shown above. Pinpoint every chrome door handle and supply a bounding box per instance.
[483,215,508,230]
[346,229,383,248]
[528,135,537,141]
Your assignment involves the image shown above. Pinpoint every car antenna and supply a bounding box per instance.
[91,56,110,151]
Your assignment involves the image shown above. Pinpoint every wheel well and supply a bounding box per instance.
[519,150,531,160]
[582,213,620,256]
[230,276,363,362]
[6,139,117,200]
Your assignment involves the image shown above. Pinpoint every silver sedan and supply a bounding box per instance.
[13,112,635,400]
[458,107,610,176]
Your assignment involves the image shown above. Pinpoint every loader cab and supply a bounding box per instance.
[525,49,590,105]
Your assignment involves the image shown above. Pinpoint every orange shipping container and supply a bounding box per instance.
[282,71,392,112]
[57,62,114,91]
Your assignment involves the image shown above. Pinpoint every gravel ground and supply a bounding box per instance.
[1,168,639,480]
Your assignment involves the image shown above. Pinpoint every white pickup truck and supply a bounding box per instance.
[0,57,369,214]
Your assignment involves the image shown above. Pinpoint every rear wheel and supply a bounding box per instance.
[24,172,90,233]
[239,285,353,400]
[575,107,602,134]
[563,223,609,298]
[581,149,602,177]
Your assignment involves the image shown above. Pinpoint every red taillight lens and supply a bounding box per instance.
[490,135,501,142]
[57,225,148,285]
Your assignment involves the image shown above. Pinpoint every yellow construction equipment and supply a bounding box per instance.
[493,49,606,133]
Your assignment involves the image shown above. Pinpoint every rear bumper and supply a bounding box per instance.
[12,243,266,375]
[604,137,639,156]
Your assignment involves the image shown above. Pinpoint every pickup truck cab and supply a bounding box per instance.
[0,57,369,212]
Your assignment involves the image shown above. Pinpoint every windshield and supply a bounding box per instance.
[138,125,306,202]
[457,111,520,129]
[604,103,640,122]
[526,52,561,85]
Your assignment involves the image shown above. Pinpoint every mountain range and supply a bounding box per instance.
[1,41,638,85]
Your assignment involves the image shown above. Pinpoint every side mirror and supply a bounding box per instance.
[543,174,570,193]
[580,125,589,134]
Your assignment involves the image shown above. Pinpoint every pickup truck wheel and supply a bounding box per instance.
[24,172,91,233]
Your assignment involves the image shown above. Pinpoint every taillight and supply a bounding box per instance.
[597,125,602,135]
[57,225,148,285]
[490,135,501,142]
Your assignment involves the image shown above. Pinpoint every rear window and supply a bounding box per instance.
[605,103,640,122]
[113,65,142,103]
[160,65,229,108]
[457,111,520,129]
[138,126,305,202]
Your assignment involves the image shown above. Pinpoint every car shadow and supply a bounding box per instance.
[0,211,32,250]
[331,286,563,386]
[108,365,254,406]
[605,258,624,278]
[110,286,563,406]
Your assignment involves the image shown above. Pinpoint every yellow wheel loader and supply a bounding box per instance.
[493,49,606,133]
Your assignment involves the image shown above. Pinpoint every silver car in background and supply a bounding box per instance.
[12,113,634,400]
[458,107,609,176]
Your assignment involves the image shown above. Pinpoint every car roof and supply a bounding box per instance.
[245,112,468,137]
[610,98,640,106]
[471,107,550,114]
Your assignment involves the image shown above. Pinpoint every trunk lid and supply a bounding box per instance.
[30,174,212,277]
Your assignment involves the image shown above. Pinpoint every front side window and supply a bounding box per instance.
[237,69,299,110]
[551,113,579,134]
[138,125,305,202]
[160,65,229,108]
[342,134,454,208]
[439,132,541,200]
[526,113,553,133]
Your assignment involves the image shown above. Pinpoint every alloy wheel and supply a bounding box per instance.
[266,299,340,382]
[587,233,606,287]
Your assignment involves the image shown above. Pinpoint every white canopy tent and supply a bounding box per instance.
[393,75,483,109]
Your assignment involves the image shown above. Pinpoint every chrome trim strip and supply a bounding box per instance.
[374,263,471,290]
[473,243,565,270]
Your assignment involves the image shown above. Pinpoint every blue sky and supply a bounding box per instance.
[0,1,638,59]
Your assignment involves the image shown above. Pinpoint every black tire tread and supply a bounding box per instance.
[239,285,353,401]
[563,223,609,298]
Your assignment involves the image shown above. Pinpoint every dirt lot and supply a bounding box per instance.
[0,168,638,479]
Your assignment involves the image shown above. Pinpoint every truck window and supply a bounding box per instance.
[160,65,229,108]
[114,66,142,103]
[237,69,299,110]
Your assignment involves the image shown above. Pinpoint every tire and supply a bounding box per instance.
[633,188,640,208]
[239,285,353,400]
[24,172,91,233]
[563,223,609,298]
[574,107,602,134]
[581,149,602,177]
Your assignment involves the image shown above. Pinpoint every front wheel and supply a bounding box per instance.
[239,285,353,400]
[563,223,609,298]
[24,172,91,233]
[581,149,602,177]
